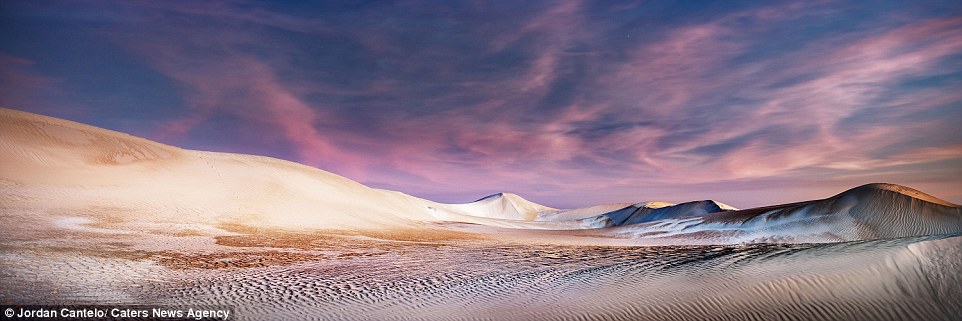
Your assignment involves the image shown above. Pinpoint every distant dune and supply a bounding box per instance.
[1,107,960,245]
[569,183,962,244]
[448,192,557,221]
[578,200,739,228]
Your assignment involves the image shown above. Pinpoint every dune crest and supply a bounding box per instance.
[851,183,959,207]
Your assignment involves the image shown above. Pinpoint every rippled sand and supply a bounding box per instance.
[3,227,960,321]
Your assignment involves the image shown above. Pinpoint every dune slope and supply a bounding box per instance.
[0,108,444,233]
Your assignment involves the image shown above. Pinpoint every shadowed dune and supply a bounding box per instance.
[686,183,962,242]
[580,199,738,227]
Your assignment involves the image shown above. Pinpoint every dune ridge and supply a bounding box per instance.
[579,200,738,228]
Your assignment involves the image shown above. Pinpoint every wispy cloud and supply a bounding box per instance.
[0,54,62,114]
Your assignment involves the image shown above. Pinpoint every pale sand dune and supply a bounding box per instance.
[1,108,448,233]
[446,192,557,221]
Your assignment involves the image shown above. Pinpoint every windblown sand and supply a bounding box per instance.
[2,214,960,321]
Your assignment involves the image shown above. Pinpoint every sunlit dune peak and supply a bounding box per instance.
[639,201,676,209]
[708,200,738,211]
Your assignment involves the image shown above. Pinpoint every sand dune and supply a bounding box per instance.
[0,108,446,232]
[602,183,962,244]
[445,192,557,221]
[436,183,960,245]
[536,202,638,221]
[578,199,738,228]
[714,183,962,236]
[2,107,961,246]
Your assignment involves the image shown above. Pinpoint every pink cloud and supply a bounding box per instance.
[107,19,374,178]
[71,1,961,207]
[375,12,962,204]
[623,16,962,184]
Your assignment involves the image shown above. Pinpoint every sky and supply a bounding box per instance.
[1,0,961,209]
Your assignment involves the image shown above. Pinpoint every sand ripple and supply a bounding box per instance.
[96,235,962,321]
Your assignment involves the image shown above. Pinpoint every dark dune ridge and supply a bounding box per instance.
[583,200,738,227]
[521,183,960,245]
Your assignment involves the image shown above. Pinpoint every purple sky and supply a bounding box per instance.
[2,1,961,208]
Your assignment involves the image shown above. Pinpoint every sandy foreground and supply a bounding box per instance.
[1,215,960,321]
[2,108,962,320]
